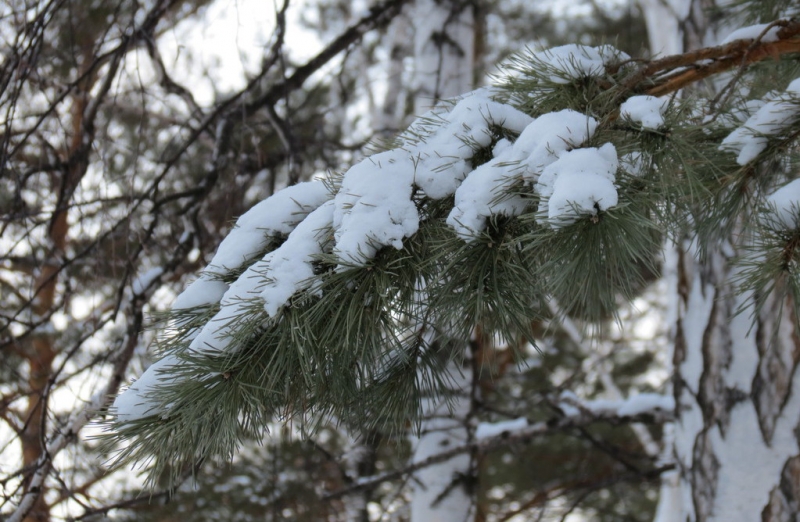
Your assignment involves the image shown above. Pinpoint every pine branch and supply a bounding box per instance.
[631,19,800,97]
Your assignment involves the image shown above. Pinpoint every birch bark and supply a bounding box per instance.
[408,1,481,519]
[641,2,800,520]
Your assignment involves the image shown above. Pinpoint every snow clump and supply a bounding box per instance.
[448,109,598,239]
[172,180,331,310]
[620,95,669,130]
[535,143,619,228]
[530,44,630,84]
[721,22,782,45]
[766,178,800,230]
[720,78,800,165]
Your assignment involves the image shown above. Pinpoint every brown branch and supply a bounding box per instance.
[623,20,800,97]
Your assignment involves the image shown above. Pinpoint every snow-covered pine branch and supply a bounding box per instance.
[107,27,800,491]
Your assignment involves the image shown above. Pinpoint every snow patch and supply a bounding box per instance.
[208,180,330,275]
[620,95,669,130]
[475,418,528,440]
[530,44,630,84]
[559,392,674,418]
[721,23,782,44]
[113,355,179,421]
[720,78,800,165]
[189,201,335,355]
[765,178,800,229]
[132,267,163,296]
[447,108,598,238]
[535,143,619,228]
[172,181,331,310]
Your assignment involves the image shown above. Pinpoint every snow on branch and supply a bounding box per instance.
[720,78,800,165]
[107,33,800,486]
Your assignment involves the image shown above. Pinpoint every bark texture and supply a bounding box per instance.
[409,2,481,519]
[641,2,800,520]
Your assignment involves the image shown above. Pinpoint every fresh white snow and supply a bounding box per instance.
[720,78,800,165]
[721,23,782,45]
[172,180,331,310]
[112,354,179,422]
[447,108,599,238]
[530,44,630,84]
[116,62,629,421]
[536,143,619,227]
[620,95,669,130]
[131,267,164,296]
[333,149,419,266]
[765,178,800,229]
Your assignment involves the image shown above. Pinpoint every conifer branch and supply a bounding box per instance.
[630,19,800,97]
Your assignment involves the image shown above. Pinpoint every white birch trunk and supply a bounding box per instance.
[408,3,479,518]
[411,0,476,114]
[374,10,412,136]
[640,2,800,520]
[411,363,474,522]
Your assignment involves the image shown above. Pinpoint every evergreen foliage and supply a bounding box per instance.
[107,17,800,502]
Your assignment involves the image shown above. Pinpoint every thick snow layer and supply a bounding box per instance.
[536,143,619,227]
[475,417,528,440]
[407,90,533,199]
[766,178,800,229]
[172,181,331,310]
[513,109,598,183]
[721,23,782,44]
[620,95,669,130]
[209,180,330,275]
[333,90,535,260]
[531,44,630,84]
[446,138,527,240]
[260,200,334,316]
[333,150,419,266]
[189,201,335,355]
[113,354,179,421]
[447,108,598,238]
[720,78,800,165]
[172,277,229,310]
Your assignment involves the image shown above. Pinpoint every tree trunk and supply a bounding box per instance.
[411,0,478,114]
[641,2,800,520]
[664,243,800,521]
[408,1,481,519]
